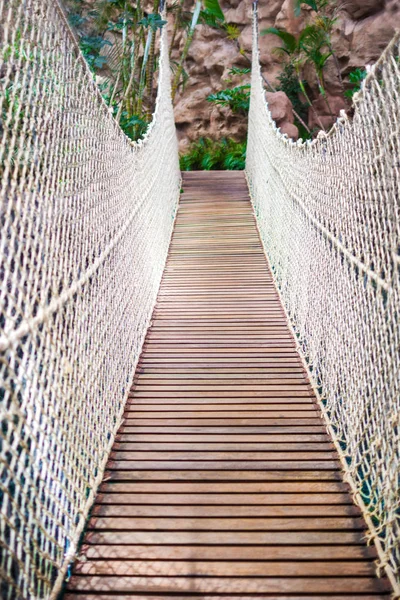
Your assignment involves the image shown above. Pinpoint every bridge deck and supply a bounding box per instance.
[66,172,390,599]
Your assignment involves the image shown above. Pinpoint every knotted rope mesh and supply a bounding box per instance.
[246,8,400,593]
[0,1,180,598]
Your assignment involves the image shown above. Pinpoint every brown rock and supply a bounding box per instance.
[308,95,347,131]
[174,0,399,146]
[342,0,385,20]
[279,122,299,140]
[265,91,295,124]
[275,0,305,35]
[265,91,299,140]
[349,10,399,68]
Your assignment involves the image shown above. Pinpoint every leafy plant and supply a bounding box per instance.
[344,68,367,98]
[294,0,329,17]
[276,63,310,137]
[180,138,246,171]
[171,0,225,100]
[204,0,224,21]
[294,0,344,93]
[223,23,241,41]
[79,35,112,70]
[262,26,327,130]
[171,1,202,100]
[228,66,251,76]
[65,0,225,141]
[207,85,250,115]
[300,25,334,117]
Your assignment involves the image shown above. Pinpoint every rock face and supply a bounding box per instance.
[173,0,400,150]
[265,91,299,140]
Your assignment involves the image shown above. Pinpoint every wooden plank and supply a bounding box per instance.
[110,451,336,461]
[119,427,331,434]
[65,595,390,600]
[98,481,347,493]
[86,516,365,532]
[66,171,389,598]
[104,469,344,482]
[74,560,376,577]
[66,576,391,594]
[118,419,322,426]
[92,504,360,518]
[119,426,333,434]
[84,530,366,546]
[80,544,375,561]
[116,433,331,442]
[105,461,341,471]
[114,442,335,451]
[95,492,352,504]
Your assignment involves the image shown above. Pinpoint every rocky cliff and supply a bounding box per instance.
[173,0,400,150]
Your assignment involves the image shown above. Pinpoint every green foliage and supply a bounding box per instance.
[200,0,225,28]
[117,110,148,140]
[138,13,167,32]
[207,85,250,115]
[223,65,250,86]
[228,66,251,76]
[67,0,228,141]
[171,0,225,100]
[199,10,220,28]
[262,15,340,131]
[180,138,246,171]
[68,13,87,28]
[204,0,225,21]
[223,23,241,41]
[344,68,367,98]
[66,1,170,142]
[294,0,329,17]
[276,63,308,124]
[263,24,330,64]
[262,27,298,57]
[79,35,112,70]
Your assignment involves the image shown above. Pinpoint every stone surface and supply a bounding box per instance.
[174,0,400,148]
[265,91,295,124]
[308,95,347,131]
[342,0,385,20]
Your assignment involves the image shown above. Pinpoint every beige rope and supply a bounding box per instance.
[0,0,180,598]
[246,5,400,595]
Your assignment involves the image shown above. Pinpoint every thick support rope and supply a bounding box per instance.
[0,1,180,598]
[246,5,400,595]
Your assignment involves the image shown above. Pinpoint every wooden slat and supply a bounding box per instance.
[66,171,389,599]
[74,560,376,576]
[65,596,390,600]
[67,575,391,594]
[86,516,365,531]
[81,544,374,561]
[92,504,361,517]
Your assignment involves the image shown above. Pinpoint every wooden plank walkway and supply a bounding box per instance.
[66,171,390,599]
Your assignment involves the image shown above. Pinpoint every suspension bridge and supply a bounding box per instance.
[0,1,399,599]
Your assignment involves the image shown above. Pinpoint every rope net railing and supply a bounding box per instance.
[246,6,400,594]
[0,1,180,598]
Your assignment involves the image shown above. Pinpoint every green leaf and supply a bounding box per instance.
[294,0,319,16]
[228,66,251,76]
[348,68,367,83]
[139,13,167,31]
[199,10,219,28]
[261,27,298,55]
[204,0,225,22]
[207,85,250,115]
[93,56,108,68]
